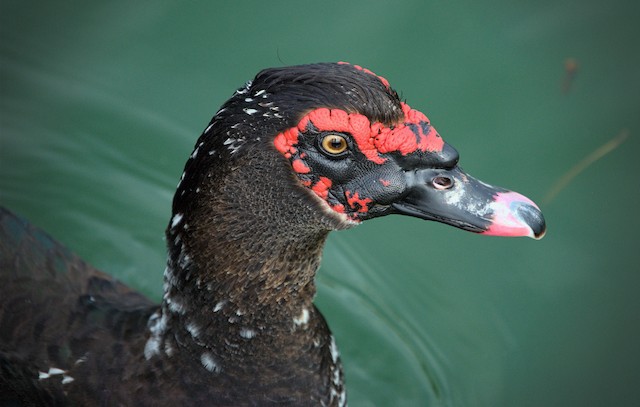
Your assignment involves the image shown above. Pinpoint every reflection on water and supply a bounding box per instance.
[0,52,190,296]
[319,235,450,405]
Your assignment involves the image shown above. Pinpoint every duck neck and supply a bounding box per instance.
[144,147,342,365]
[163,217,329,327]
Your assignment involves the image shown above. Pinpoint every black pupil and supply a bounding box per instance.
[329,137,343,150]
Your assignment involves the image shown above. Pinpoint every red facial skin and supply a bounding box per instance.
[292,159,310,174]
[345,191,373,213]
[274,99,444,221]
[276,104,444,165]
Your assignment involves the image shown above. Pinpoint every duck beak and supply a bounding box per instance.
[392,166,546,239]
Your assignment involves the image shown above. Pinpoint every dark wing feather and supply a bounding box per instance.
[0,207,157,404]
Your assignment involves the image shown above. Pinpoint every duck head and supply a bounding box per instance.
[177,62,545,240]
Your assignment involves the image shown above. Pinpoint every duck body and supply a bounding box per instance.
[1,157,343,406]
[0,63,545,406]
[1,207,342,406]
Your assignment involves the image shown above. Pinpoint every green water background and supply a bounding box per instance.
[1,1,639,406]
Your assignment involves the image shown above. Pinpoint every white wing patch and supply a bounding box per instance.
[170,213,184,229]
[293,307,310,327]
[200,352,221,373]
[38,367,74,385]
[239,328,257,339]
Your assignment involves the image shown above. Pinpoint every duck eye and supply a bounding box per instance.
[320,134,348,156]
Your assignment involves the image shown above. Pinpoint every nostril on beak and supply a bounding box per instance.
[432,176,454,190]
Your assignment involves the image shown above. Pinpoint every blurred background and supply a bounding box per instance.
[1,0,639,405]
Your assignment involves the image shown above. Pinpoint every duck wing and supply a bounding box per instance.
[0,207,157,404]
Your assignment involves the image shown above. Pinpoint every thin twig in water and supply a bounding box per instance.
[543,129,629,204]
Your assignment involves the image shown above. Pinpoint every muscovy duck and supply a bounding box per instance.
[0,62,545,406]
